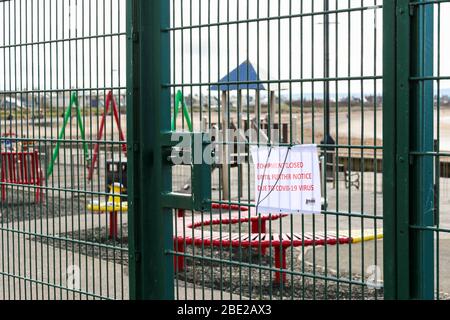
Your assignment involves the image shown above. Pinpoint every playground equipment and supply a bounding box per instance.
[87,182,128,239]
[210,60,291,200]
[174,211,383,284]
[172,90,193,132]
[46,92,90,179]
[1,150,43,203]
[88,183,382,283]
[171,90,194,192]
[1,132,43,203]
[88,91,127,181]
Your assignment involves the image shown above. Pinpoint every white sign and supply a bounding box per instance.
[251,145,322,214]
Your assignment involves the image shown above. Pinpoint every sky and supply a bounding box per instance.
[0,0,450,98]
[0,0,127,93]
[172,0,383,97]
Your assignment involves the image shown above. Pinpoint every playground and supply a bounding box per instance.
[3,84,450,299]
[0,86,372,293]
[10,170,449,300]
[2,0,450,302]
[0,93,392,301]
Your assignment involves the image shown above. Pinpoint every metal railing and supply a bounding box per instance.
[129,0,384,300]
[1,0,449,301]
[0,0,128,300]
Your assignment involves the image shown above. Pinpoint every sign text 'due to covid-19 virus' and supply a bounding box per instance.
[251,145,321,214]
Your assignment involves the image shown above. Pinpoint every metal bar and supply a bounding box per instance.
[409,0,435,299]
[163,5,384,32]
[165,75,383,88]
[127,0,174,300]
[396,0,413,300]
[383,0,408,300]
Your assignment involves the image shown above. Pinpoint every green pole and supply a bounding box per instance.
[74,94,91,163]
[47,92,91,179]
[172,90,193,132]
[127,0,174,300]
[383,0,404,299]
[410,0,435,299]
[385,0,435,300]
[171,91,180,131]
[47,93,77,178]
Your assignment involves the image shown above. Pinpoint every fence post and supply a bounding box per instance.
[384,0,398,300]
[384,0,435,300]
[409,0,435,300]
[383,0,412,300]
[127,0,174,300]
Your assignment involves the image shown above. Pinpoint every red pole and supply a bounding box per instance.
[88,92,111,181]
[19,152,25,184]
[177,209,185,218]
[251,218,261,233]
[10,153,16,184]
[33,151,41,203]
[1,154,5,202]
[274,248,287,285]
[110,94,127,155]
[109,211,118,239]
[173,240,185,273]
[251,218,267,256]
[88,91,127,181]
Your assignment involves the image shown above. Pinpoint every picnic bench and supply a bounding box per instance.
[86,185,368,285]
[173,210,352,284]
[0,151,43,203]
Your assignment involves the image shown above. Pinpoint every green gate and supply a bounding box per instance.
[0,0,128,299]
[129,0,385,300]
[384,0,450,300]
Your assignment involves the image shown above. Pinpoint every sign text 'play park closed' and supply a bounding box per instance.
[250,145,322,214]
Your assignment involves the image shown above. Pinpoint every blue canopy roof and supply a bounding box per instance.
[210,60,266,91]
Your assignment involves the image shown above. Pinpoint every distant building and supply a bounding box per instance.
[0,91,45,112]
[0,93,5,108]
[82,91,125,109]
[81,92,104,108]
[42,91,72,109]
[41,91,109,109]
[0,96,24,109]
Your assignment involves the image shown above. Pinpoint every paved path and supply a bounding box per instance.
[0,214,128,300]
[0,212,244,300]
[300,239,450,296]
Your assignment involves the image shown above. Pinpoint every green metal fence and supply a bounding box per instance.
[129,0,385,300]
[1,0,449,301]
[0,0,128,299]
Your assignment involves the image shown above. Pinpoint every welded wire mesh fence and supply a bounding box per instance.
[2,0,450,301]
[0,0,128,300]
[167,0,384,300]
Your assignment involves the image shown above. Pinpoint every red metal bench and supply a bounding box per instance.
[174,211,352,284]
[0,151,43,203]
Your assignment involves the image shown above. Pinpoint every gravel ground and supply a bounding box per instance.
[34,224,129,268]
[176,246,384,300]
[34,221,385,300]
[178,246,450,300]
[29,216,450,300]
[0,190,86,223]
